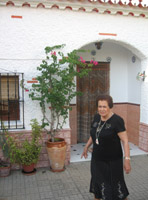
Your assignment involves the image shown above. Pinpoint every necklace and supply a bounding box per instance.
[95,120,106,145]
[95,112,114,145]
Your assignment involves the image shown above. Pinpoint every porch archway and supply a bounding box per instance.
[70,39,144,146]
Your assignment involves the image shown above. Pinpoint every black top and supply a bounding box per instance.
[90,113,126,161]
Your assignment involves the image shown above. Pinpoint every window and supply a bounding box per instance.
[0,73,25,129]
[0,76,19,120]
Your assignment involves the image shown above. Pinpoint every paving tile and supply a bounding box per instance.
[0,154,148,200]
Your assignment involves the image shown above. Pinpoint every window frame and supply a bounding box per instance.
[0,73,25,130]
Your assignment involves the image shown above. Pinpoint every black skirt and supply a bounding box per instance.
[90,158,129,200]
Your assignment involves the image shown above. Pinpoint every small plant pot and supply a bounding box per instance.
[22,163,36,175]
[46,138,67,172]
[0,164,11,177]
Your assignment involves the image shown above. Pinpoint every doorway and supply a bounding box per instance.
[77,62,110,143]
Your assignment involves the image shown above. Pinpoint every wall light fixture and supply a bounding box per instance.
[136,71,147,81]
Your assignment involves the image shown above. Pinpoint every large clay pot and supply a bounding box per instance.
[46,138,67,172]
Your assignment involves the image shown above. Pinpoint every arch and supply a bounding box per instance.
[22,2,30,7]
[37,3,45,8]
[77,38,146,60]
[74,38,143,146]
[79,7,86,11]
[6,1,14,6]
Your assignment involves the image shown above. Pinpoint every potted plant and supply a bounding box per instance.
[0,126,11,177]
[5,119,42,175]
[28,44,96,172]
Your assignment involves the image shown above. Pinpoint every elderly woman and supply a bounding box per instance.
[81,95,131,200]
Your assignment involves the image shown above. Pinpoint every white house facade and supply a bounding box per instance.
[1,0,148,167]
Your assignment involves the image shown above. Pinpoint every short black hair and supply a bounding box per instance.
[96,95,113,109]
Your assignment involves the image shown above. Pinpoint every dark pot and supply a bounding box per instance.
[0,163,11,177]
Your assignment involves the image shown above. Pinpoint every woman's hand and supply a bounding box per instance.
[81,136,93,159]
[124,159,131,174]
[118,131,131,174]
[81,147,88,159]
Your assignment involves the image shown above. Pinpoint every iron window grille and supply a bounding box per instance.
[0,73,25,130]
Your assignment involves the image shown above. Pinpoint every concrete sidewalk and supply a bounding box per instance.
[0,154,148,200]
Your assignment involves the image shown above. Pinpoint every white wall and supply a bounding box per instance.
[0,7,148,59]
[1,6,148,127]
[140,58,148,123]
[127,52,141,104]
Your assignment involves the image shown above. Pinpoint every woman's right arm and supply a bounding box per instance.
[81,136,93,159]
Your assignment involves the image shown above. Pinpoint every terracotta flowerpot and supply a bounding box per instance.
[22,163,36,175]
[0,164,11,177]
[46,138,67,172]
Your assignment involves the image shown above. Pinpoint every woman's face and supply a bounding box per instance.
[97,100,111,119]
